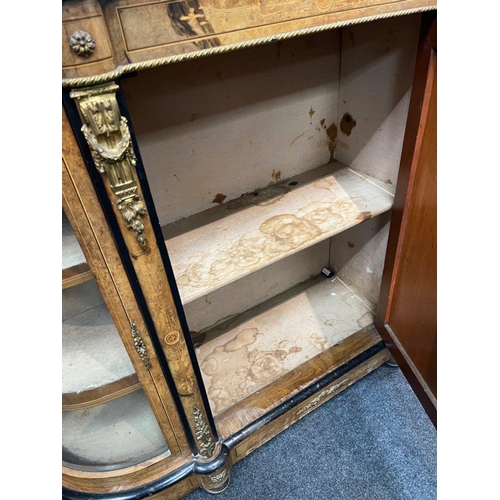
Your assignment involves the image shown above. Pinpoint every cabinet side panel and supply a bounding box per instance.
[336,14,421,186]
[329,211,392,312]
[121,31,341,226]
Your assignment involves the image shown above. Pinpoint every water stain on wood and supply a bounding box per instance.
[356,211,372,221]
[212,193,227,204]
[226,184,290,210]
[326,122,337,162]
[199,326,307,413]
[271,169,282,182]
[340,113,357,136]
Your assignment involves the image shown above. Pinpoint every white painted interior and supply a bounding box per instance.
[185,241,329,335]
[121,30,342,225]
[329,211,392,312]
[196,275,374,416]
[336,14,421,186]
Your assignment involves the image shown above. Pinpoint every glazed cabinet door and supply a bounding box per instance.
[63,83,227,496]
[62,108,198,498]
[375,12,437,427]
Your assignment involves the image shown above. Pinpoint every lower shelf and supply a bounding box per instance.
[62,389,171,471]
[195,274,380,436]
[63,280,139,410]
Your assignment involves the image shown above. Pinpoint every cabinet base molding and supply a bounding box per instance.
[63,330,388,499]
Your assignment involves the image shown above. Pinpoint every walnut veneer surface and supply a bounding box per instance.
[62,0,436,84]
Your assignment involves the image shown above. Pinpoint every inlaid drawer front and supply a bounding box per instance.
[62,16,113,69]
[116,0,408,54]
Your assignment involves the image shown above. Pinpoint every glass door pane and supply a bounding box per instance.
[62,209,170,471]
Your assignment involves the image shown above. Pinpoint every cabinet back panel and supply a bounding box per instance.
[122,31,341,226]
[336,14,421,185]
[185,240,329,335]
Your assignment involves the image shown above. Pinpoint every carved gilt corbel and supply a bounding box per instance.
[70,83,148,249]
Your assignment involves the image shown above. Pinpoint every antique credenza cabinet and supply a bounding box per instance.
[62,0,437,498]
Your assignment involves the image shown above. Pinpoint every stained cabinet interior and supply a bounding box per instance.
[119,14,422,436]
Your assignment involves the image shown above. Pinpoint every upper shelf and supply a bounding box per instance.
[163,162,394,304]
[62,0,436,86]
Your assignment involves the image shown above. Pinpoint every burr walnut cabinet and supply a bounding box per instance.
[62,1,437,498]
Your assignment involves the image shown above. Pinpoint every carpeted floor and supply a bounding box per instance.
[184,364,437,500]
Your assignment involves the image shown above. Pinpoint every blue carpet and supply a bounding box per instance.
[185,365,437,499]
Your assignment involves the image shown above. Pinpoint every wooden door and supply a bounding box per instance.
[375,12,437,427]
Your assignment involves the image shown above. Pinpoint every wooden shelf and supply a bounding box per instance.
[163,162,394,305]
[63,280,138,411]
[62,211,93,289]
[62,389,170,469]
[195,273,378,420]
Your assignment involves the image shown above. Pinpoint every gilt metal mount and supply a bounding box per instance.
[131,323,151,370]
[70,83,148,249]
[70,30,96,58]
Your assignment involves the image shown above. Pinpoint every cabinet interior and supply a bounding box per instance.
[120,14,421,436]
